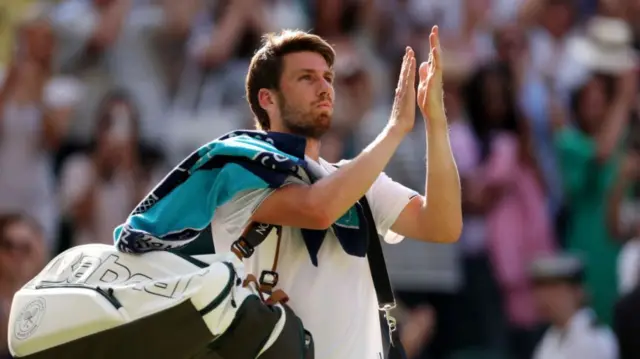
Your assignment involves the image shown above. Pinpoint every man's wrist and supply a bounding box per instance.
[426,115,449,136]
[384,123,410,142]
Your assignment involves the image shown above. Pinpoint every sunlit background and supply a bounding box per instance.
[0,0,639,358]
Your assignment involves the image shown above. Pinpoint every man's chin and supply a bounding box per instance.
[283,114,332,139]
[311,117,331,138]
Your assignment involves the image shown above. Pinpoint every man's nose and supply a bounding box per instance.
[317,78,332,96]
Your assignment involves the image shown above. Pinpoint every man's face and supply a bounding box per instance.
[20,20,54,64]
[532,281,582,322]
[275,51,335,139]
[577,77,609,135]
[0,220,44,290]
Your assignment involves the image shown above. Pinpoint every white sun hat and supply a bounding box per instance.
[568,16,638,74]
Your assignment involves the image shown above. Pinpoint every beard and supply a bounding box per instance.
[277,93,331,139]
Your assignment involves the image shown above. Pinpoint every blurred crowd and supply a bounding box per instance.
[0,0,639,358]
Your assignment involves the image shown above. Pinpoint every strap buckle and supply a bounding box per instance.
[231,238,254,258]
[380,302,397,345]
[259,270,279,289]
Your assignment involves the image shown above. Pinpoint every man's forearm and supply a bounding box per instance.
[308,126,405,223]
[423,121,462,240]
[606,175,630,238]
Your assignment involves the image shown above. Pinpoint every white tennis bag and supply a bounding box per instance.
[7,244,312,359]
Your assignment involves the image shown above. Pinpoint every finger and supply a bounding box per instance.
[400,51,410,90]
[417,62,428,107]
[407,52,417,88]
[419,61,429,83]
[433,48,442,76]
[432,27,442,74]
[399,48,410,80]
[396,50,409,93]
[401,47,413,80]
[429,27,437,52]
[405,47,416,86]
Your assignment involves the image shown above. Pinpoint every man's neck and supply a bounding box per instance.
[305,139,321,161]
[552,308,580,330]
[269,127,321,161]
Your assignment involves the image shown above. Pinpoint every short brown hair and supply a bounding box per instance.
[246,30,336,131]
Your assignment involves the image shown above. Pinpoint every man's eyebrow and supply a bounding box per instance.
[295,69,335,76]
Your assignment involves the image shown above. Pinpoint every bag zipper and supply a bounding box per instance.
[198,262,236,316]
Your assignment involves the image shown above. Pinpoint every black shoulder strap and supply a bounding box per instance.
[359,196,395,306]
[358,195,407,359]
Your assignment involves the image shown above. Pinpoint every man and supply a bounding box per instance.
[208,26,461,358]
[530,254,618,359]
[0,213,46,359]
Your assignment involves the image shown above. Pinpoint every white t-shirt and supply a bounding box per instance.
[618,238,640,295]
[533,309,618,359]
[210,158,418,359]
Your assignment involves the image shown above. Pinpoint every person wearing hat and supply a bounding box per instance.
[530,254,619,359]
[553,14,639,327]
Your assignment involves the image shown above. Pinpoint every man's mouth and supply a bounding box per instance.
[316,101,332,108]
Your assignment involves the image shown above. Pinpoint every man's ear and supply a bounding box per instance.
[258,88,277,111]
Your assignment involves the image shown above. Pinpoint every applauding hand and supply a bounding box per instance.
[417,26,446,127]
[389,47,417,135]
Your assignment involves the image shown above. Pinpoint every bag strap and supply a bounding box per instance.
[358,195,407,359]
[231,222,288,304]
[359,196,396,307]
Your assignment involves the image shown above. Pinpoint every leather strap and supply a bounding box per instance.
[232,222,286,302]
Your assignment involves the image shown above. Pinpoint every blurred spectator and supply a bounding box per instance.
[397,304,437,359]
[320,37,373,161]
[520,0,580,95]
[448,77,507,358]
[169,0,295,159]
[613,279,640,359]
[175,0,282,113]
[59,90,163,247]
[50,0,199,144]
[611,149,640,359]
[464,63,556,359]
[437,0,496,80]
[310,0,362,39]
[0,0,38,69]
[495,23,566,221]
[0,213,46,359]
[531,254,618,359]
[609,150,640,294]
[554,65,636,324]
[0,7,79,252]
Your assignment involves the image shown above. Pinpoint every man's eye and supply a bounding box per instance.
[325,76,334,84]
[300,75,312,81]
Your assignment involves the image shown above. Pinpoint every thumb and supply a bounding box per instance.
[419,62,429,82]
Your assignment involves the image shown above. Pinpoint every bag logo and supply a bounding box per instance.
[14,297,47,340]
